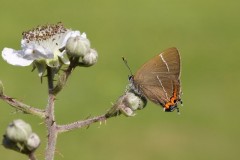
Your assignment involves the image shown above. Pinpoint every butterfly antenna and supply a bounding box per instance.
[122,57,133,76]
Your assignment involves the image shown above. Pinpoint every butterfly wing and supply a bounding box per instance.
[133,47,181,107]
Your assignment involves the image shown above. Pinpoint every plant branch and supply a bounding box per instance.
[28,152,37,160]
[52,57,78,95]
[45,93,57,160]
[45,66,58,160]
[57,114,108,133]
[0,94,46,118]
[56,93,133,133]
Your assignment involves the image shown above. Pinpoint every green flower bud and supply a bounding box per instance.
[82,49,98,66]
[25,133,40,151]
[106,90,147,117]
[119,92,147,117]
[125,92,147,110]
[120,106,135,117]
[66,35,90,57]
[5,119,32,143]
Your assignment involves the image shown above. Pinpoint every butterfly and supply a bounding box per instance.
[127,47,182,112]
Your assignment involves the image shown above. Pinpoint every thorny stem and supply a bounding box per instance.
[45,67,57,160]
[0,94,46,118]
[45,94,57,160]
[1,62,128,160]
[57,114,108,133]
[44,62,123,159]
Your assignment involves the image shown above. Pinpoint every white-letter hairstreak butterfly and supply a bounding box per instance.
[125,47,182,112]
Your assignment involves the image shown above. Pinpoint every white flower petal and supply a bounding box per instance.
[2,48,33,66]
[22,48,39,60]
[23,45,53,60]
[71,31,81,37]
[2,23,95,70]
[21,39,28,48]
[81,32,87,38]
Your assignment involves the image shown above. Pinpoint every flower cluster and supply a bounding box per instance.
[107,90,147,117]
[2,119,40,153]
[2,23,98,76]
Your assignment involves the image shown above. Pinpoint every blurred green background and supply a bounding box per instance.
[0,0,240,159]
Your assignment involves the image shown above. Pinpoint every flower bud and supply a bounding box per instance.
[125,92,147,110]
[120,106,135,117]
[0,80,4,95]
[119,92,147,116]
[82,49,98,66]
[106,91,147,117]
[66,35,90,57]
[26,133,40,151]
[5,119,32,143]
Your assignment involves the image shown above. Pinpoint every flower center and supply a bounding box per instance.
[22,22,67,43]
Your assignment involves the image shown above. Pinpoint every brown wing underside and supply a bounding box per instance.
[137,78,181,106]
[133,47,181,106]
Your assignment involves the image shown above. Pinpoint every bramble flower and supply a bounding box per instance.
[1,23,96,76]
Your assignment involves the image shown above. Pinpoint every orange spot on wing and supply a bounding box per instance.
[164,86,178,109]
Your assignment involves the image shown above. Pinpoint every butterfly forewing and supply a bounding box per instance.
[133,47,181,107]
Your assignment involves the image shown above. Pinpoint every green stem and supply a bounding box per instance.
[45,67,57,160]
[47,66,54,93]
